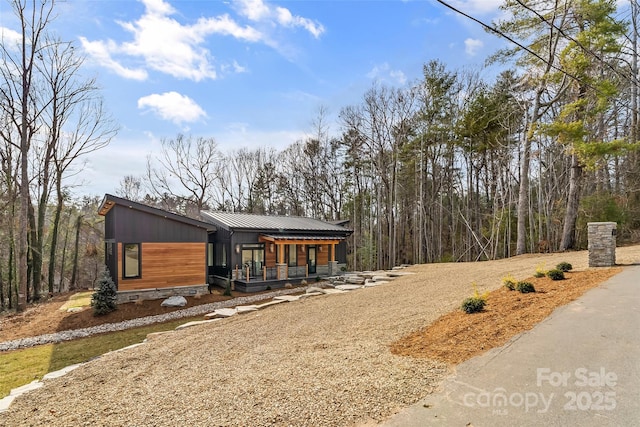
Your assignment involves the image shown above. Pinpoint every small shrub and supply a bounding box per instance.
[502,274,516,291]
[556,262,573,272]
[91,268,117,316]
[516,281,536,293]
[300,280,308,286]
[266,285,272,290]
[315,276,322,282]
[461,297,486,314]
[547,269,565,280]
[460,282,488,314]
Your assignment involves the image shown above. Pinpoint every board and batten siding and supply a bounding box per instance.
[117,242,206,291]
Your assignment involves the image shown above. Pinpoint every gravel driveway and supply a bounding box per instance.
[2,248,638,427]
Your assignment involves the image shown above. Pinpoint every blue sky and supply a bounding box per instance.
[3,0,508,196]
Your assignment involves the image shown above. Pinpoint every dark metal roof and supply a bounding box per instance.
[200,211,352,234]
[98,194,216,231]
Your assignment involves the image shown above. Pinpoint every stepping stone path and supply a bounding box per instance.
[335,284,363,291]
[204,308,237,318]
[273,295,302,302]
[1,264,414,413]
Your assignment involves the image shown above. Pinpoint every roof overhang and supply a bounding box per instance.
[98,194,216,231]
[259,234,344,245]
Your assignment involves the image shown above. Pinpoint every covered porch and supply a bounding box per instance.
[228,235,343,291]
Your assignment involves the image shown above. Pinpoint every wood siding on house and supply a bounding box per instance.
[317,245,329,265]
[117,242,206,291]
[265,244,277,267]
[297,245,307,266]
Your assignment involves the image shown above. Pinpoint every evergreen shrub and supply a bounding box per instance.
[91,268,117,316]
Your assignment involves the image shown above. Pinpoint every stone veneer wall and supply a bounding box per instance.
[116,284,209,304]
[588,222,617,267]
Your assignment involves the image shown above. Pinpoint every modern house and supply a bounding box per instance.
[98,194,351,300]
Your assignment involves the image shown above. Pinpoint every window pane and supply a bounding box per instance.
[208,243,214,267]
[288,244,296,266]
[215,243,227,267]
[124,243,140,278]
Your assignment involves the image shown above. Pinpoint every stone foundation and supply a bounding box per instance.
[116,284,209,304]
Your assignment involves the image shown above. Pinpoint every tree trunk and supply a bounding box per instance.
[560,154,583,250]
[70,214,82,290]
[48,187,64,293]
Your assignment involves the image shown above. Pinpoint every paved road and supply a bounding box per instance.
[381,265,640,427]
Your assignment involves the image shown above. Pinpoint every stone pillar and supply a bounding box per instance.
[328,260,339,276]
[588,222,617,267]
[276,263,287,280]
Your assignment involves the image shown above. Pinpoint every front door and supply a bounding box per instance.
[307,246,316,275]
[241,247,264,277]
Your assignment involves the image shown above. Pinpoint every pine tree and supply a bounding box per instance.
[91,267,117,316]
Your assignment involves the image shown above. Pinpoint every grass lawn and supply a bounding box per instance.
[0,316,202,398]
[58,291,94,311]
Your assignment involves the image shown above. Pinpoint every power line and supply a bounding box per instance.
[433,0,586,85]
[433,0,633,108]
[513,0,638,86]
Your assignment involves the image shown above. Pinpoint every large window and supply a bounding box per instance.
[215,243,227,267]
[288,244,297,267]
[123,243,141,278]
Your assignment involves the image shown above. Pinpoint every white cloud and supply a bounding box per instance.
[464,38,484,56]
[449,0,503,15]
[235,0,271,21]
[81,0,323,81]
[137,91,207,125]
[366,63,407,85]
[81,0,261,81]
[79,37,148,80]
[275,7,324,38]
[234,0,325,39]
[0,26,22,48]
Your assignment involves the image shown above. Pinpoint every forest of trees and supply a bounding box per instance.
[2,0,640,311]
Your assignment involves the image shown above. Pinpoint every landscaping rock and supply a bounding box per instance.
[255,300,286,309]
[160,296,187,307]
[335,284,363,291]
[365,280,388,287]
[175,319,220,330]
[42,364,82,381]
[10,380,43,396]
[345,276,365,284]
[320,288,347,294]
[205,308,237,318]
[300,292,323,297]
[274,295,301,302]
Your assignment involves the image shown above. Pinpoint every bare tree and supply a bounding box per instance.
[0,0,56,310]
[146,134,222,214]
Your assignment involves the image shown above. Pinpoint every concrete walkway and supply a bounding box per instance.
[381,265,640,427]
